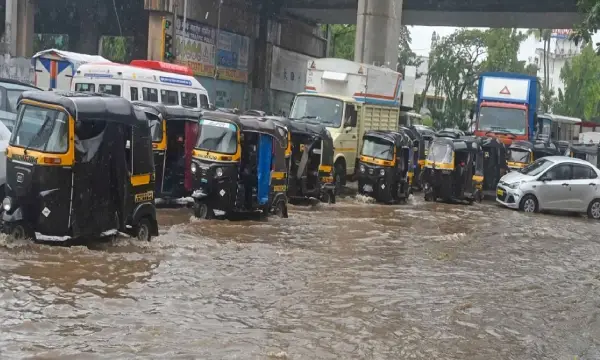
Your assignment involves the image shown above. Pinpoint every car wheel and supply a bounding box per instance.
[334,163,346,193]
[587,199,600,220]
[519,194,538,213]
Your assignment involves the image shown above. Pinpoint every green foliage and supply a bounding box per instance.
[398,26,423,74]
[100,36,134,63]
[572,0,600,50]
[325,24,356,60]
[33,34,69,53]
[422,115,433,127]
[480,29,528,73]
[553,45,600,119]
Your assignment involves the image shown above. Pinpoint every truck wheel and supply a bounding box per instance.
[334,162,346,193]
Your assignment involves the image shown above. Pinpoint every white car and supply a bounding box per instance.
[496,156,600,219]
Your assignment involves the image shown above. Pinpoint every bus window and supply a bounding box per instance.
[75,83,95,92]
[142,87,158,102]
[130,87,139,101]
[98,84,121,96]
[200,94,209,109]
[161,89,179,105]
[181,92,198,108]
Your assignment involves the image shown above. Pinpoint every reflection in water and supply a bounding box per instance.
[1,197,600,359]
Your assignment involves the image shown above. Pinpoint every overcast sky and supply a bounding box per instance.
[409,26,600,61]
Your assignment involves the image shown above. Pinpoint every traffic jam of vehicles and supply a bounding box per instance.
[0,49,598,243]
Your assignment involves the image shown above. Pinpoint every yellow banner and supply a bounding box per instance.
[217,68,248,83]
[175,59,214,78]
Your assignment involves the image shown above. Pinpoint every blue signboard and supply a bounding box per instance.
[217,49,238,69]
[159,76,192,86]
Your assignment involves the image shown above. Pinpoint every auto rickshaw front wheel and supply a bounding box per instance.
[274,199,288,218]
[321,191,336,204]
[133,218,153,242]
[194,202,213,219]
[8,222,35,241]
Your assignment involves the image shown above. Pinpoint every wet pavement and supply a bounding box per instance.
[1,192,600,359]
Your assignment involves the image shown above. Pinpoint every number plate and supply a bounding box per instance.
[363,184,373,192]
[496,188,504,196]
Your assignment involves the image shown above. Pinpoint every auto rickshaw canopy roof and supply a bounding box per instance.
[19,90,143,126]
[480,136,505,149]
[569,143,600,155]
[131,101,202,122]
[199,111,287,146]
[399,126,419,142]
[363,130,411,148]
[433,136,482,152]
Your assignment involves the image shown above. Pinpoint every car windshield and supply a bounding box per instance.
[427,142,453,163]
[362,137,394,160]
[478,106,526,135]
[289,95,343,128]
[10,104,69,153]
[509,148,530,163]
[521,158,554,176]
[196,119,237,154]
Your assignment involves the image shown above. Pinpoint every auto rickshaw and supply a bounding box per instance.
[422,137,483,204]
[190,111,289,219]
[412,126,435,190]
[569,143,600,167]
[357,130,412,203]
[507,140,558,171]
[268,116,336,204]
[400,126,420,189]
[133,102,201,203]
[480,136,508,194]
[2,91,158,241]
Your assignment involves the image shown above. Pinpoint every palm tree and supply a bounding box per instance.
[527,29,553,111]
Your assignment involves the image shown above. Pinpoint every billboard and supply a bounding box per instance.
[551,29,572,40]
[270,45,314,94]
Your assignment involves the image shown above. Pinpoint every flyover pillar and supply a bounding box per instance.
[354,0,402,69]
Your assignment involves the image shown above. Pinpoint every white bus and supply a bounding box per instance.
[71,60,210,110]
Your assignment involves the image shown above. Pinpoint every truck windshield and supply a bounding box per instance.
[10,104,69,153]
[290,95,343,128]
[478,106,526,135]
[508,148,530,163]
[362,137,393,160]
[427,143,453,164]
[196,119,237,154]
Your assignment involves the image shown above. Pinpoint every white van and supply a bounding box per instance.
[71,60,210,110]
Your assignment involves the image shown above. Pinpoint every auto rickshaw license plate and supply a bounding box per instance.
[363,184,373,192]
[497,188,504,196]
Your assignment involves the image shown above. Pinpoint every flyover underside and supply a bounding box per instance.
[287,9,581,28]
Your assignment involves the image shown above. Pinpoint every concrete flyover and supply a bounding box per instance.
[282,0,581,28]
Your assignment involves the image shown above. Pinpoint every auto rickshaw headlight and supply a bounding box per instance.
[190,162,197,174]
[215,167,223,177]
[2,197,11,212]
[360,164,365,173]
[379,169,385,176]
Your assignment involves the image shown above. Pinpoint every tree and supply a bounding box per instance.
[553,44,600,119]
[398,26,423,74]
[525,29,554,112]
[427,29,487,129]
[324,24,356,60]
[572,0,600,51]
[481,28,528,73]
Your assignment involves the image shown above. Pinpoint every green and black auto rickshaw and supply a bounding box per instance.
[569,143,600,167]
[268,116,336,204]
[190,111,289,219]
[507,140,559,171]
[422,137,483,204]
[133,102,201,204]
[2,91,158,241]
[357,130,412,203]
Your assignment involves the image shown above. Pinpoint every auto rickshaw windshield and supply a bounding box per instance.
[508,148,530,163]
[362,137,394,160]
[148,117,162,142]
[196,118,238,154]
[10,104,69,153]
[427,143,453,163]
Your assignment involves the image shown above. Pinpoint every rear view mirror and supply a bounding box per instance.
[344,126,352,133]
[539,175,550,182]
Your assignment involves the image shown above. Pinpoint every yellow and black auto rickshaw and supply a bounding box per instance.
[569,143,600,167]
[190,111,289,219]
[422,137,483,204]
[268,116,336,204]
[479,136,508,196]
[132,102,202,204]
[507,140,558,171]
[399,126,420,189]
[412,126,435,190]
[2,91,158,241]
[357,130,412,203]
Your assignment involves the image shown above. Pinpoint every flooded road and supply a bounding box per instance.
[2,194,600,359]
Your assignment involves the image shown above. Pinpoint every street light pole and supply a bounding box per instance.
[213,0,223,106]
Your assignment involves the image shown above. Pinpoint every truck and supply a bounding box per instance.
[31,49,109,90]
[471,72,538,144]
[289,58,414,189]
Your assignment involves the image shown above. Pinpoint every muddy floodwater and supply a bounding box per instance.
[2,195,600,359]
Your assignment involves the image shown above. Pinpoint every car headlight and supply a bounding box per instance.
[215,167,223,177]
[2,197,11,212]
[506,181,522,189]
[360,164,365,173]
[190,162,197,174]
[379,169,385,176]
